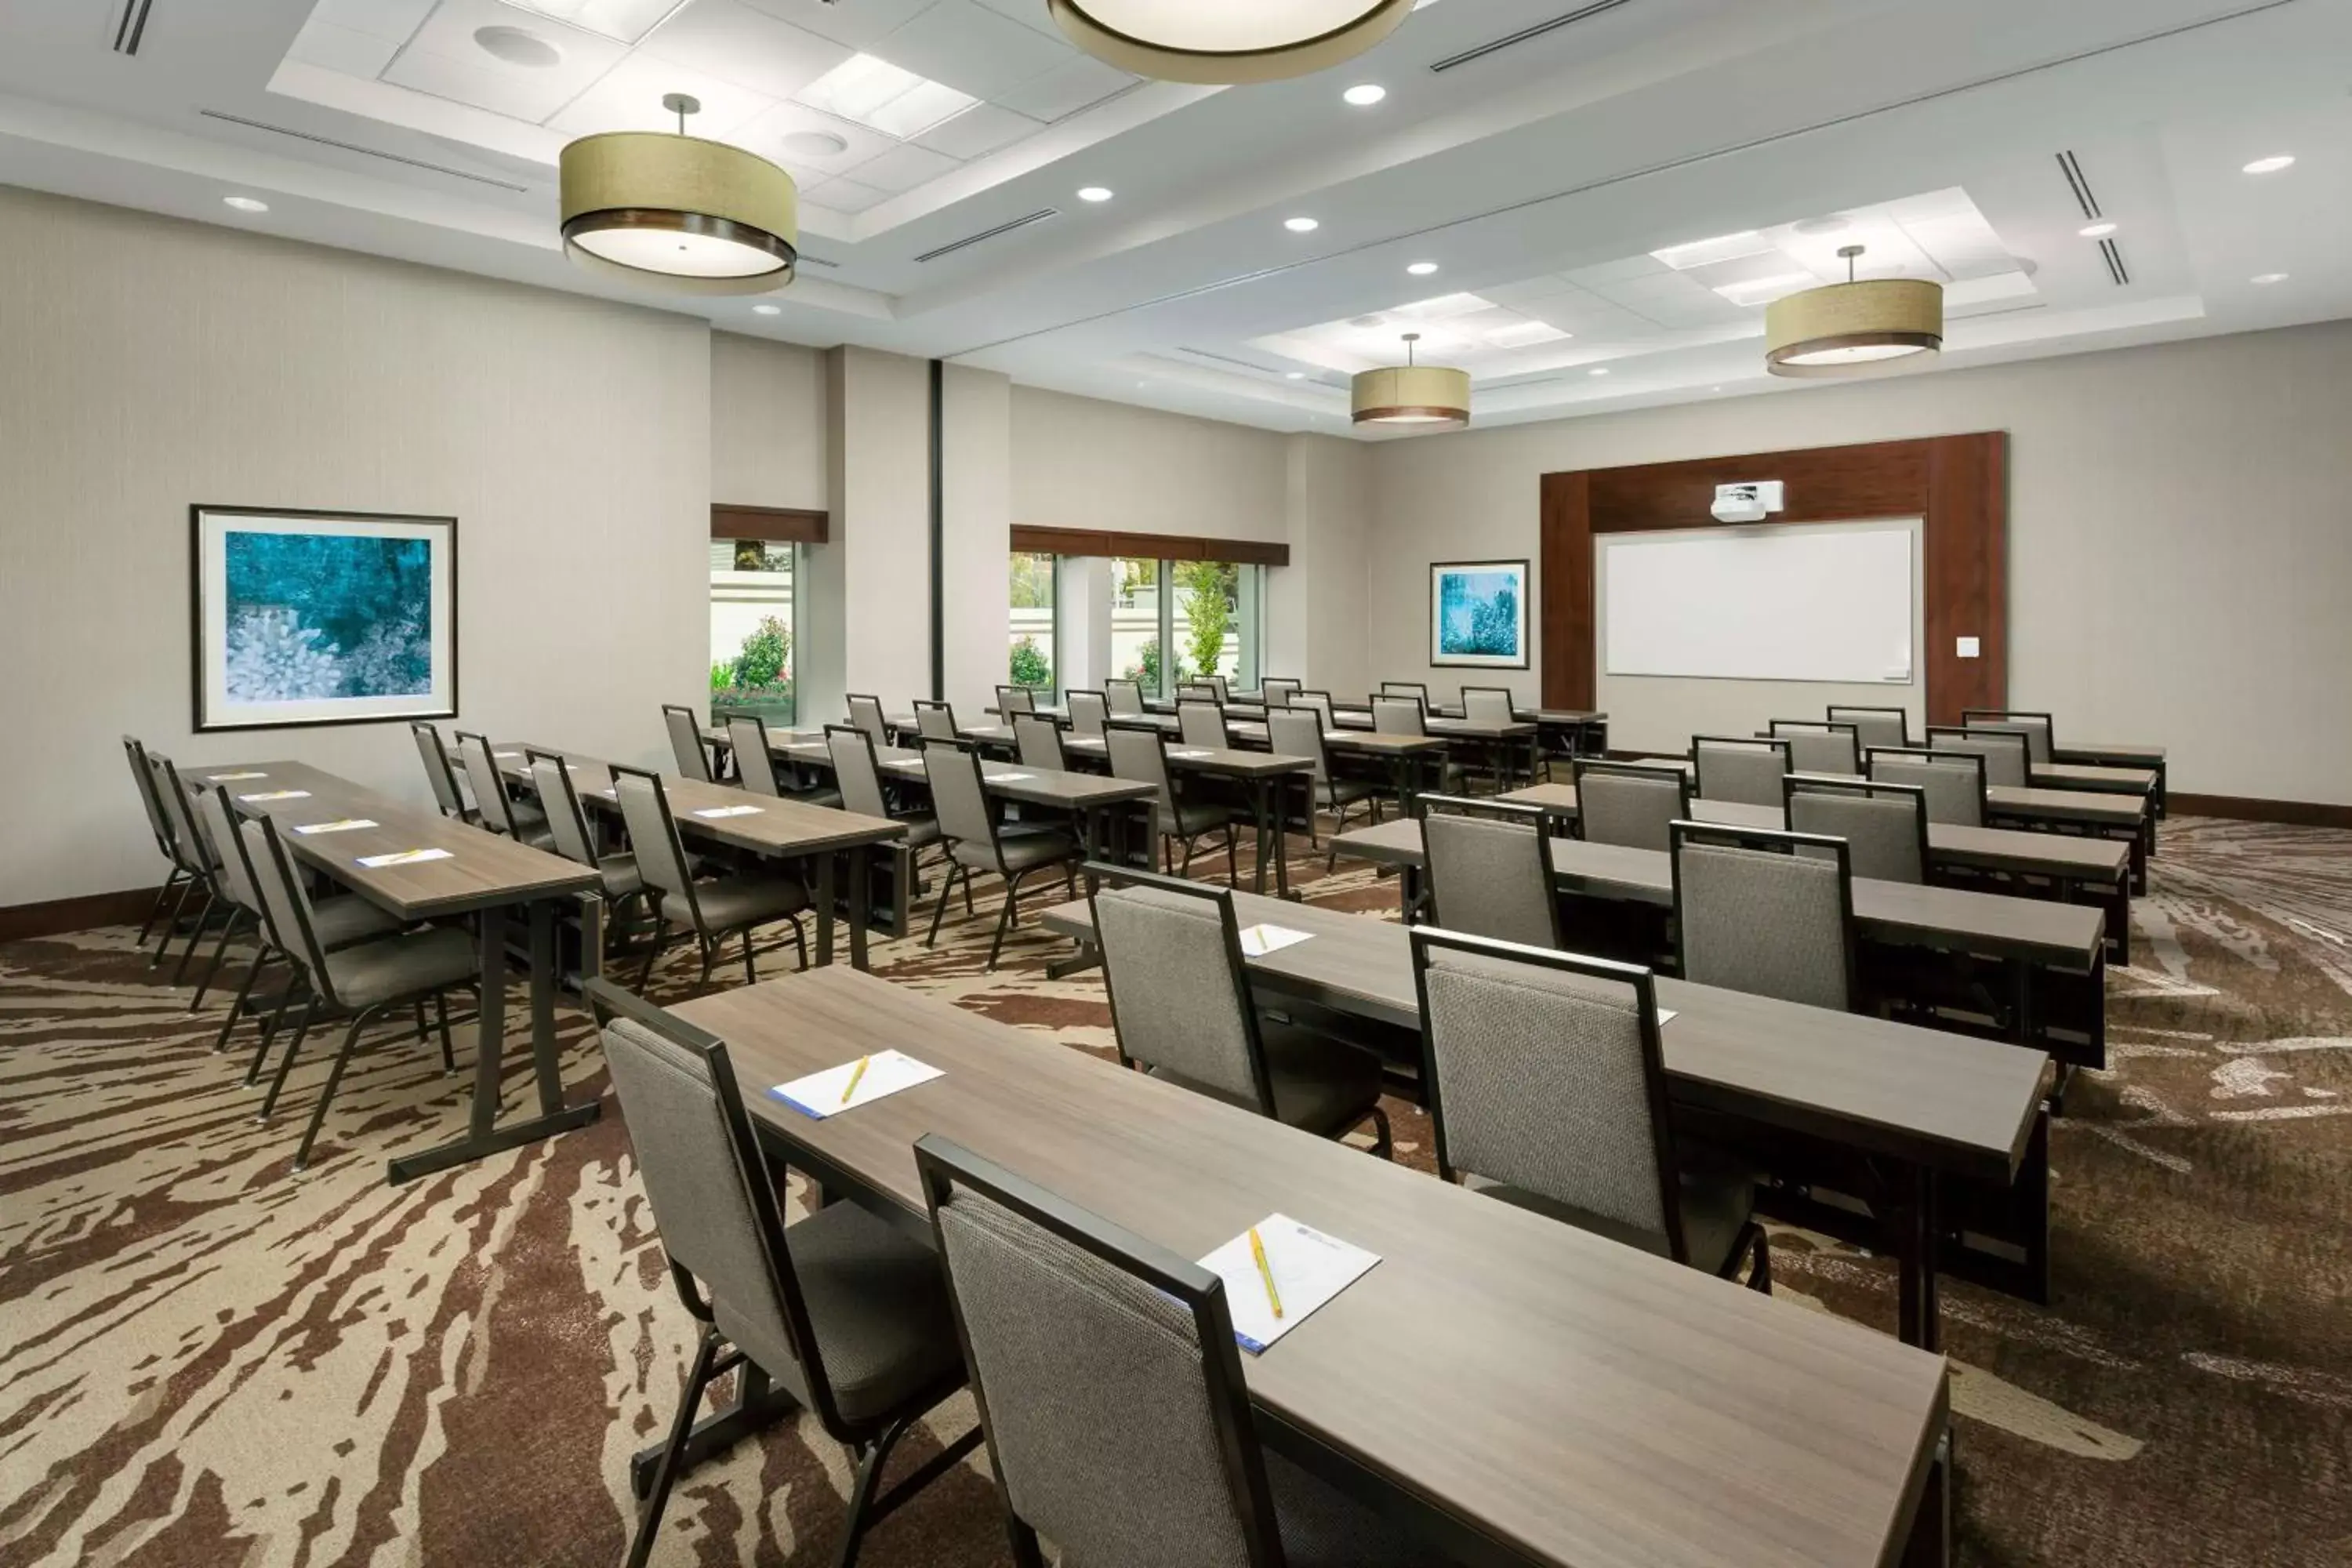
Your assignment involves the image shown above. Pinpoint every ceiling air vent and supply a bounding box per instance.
[1429,0,1640,73]
[112,0,157,55]
[913,209,1059,263]
[197,111,532,191]
[2056,150,2130,286]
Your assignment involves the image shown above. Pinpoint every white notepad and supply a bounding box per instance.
[1237,924,1314,959]
[1324,731,1351,742]
[207,771,268,782]
[358,848,452,869]
[238,789,310,802]
[1171,749,1211,759]
[1201,1215,1380,1355]
[768,1051,942,1119]
[294,818,377,836]
[694,804,765,819]
[1657,1008,1679,1026]
[493,750,521,758]
[989,771,1034,782]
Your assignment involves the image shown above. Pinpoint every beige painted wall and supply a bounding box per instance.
[710,332,827,510]
[0,187,710,906]
[1012,386,1288,540]
[1367,323,2352,804]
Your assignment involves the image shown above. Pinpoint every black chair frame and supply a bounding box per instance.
[610,764,808,991]
[918,739,1081,970]
[1783,776,1932,884]
[1568,759,1693,840]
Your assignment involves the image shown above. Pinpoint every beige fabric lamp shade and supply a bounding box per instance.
[560,103,797,296]
[1047,0,1414,84]
[1352,333,1471,430]
[1765,247,1942,378]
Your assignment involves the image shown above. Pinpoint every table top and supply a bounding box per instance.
[1428,706,1607,725]
[778,739,1156,812]
[498,745,907,858]
[676,966,1951,1568]
[1059,735,1316,779]
[2027,761,2159,793]
[2052,740,2165,764]
[207,759,598,921]
[1617,760,2147,828]
[1223,720,1449,756]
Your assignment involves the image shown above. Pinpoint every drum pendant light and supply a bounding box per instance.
[1047,0,1414,85]
[1352,332,1471,431]
[560,94,798,295]
[1765,244,1942,377]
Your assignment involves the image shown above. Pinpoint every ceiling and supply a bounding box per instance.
[4,0,2350,435]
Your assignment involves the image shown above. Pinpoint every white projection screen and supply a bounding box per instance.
[1602,519,1919,684]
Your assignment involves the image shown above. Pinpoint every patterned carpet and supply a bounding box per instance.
[4,815,2350,1566]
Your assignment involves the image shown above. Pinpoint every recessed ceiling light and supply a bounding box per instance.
[2079,221,2118,238]
[753,303,782,315]
[780,130,851,158]
[474,24,563,67]
[2243,155,2296,175]
[797,53,978,139]
[1284,216,1319,233]
[2252,272,2289,285]
[222,195,269,213]
[499,0,687,45]
[1343,83,1386,106]
[1653,230,1773,270]
[1406,260,1439,276]
[1285,371,1305,379]
[1076,186,1113,202]
[1588,368,1610,377]
[1710,385,1724,393]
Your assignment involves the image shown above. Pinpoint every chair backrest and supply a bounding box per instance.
[1290,690,1338,729]
[1104,678,1144,717]
[726,714,782,797]
[1065,689,1109,739]
[589,981,848,1432]
[1571,761,1690,851]
[144,753,216,878]
[1670,821,1855,1011]
[611,765,702,926]
[824,725,893,820]
[1786,778,1929,885]
[1087,871,1271,1112]
[1264,707,1330,784]
[1381,681,1430,705]
[1926,726,2029,789]
[1176,700,1228,750]
[1867,747,1987,827]
[1370,695,1427,738]
[846,694,891,750]
[238,811,336,996]
[190,780,258,911]
[1461,686,1518,725]
[1207,674,1231,706]
[1421,798,1561,949]
[411,721,468,818]
[527,750,601,868]
[1174,681,1219,706]
[1259,677,1301,710]
[913,699,959,743]
[1692,736,1791,807]
[662,704,712,782]
[453,731,520,834]
[915,1136,1284,1568]
[1963,709,2054,765]
[1410,927,1685,1261]
[1769,720,1861,778]
[121,735,177,862]
[996,685,1036,716]
[1104,722,1178,826]
[1827,706,1910,752]
[922,739,1001,855]
[1013,713,1066,772]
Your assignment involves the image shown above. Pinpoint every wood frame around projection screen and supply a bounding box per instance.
[1538,433,2006,725]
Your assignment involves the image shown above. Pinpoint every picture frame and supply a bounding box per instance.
[1428,558,1530,669]
[190,505,458,733]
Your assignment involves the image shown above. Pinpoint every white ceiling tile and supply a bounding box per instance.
[846,140,960,193]
[1564,254,1671,287]
[311,0,438,44]
[966,0,1065,38]
[803,175,888,213]
[735,0,935,51]
[867,0,1072,100]
[731,99,896,176]
[993,51,1130,122]
[289,19,402,77]
[913,101,1041,158]
[546,52,775,135]
[386,0,629,121]
[637,0,850,99]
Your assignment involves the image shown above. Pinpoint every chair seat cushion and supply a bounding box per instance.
[789,788,845,809]
[743,1198,962,1426]
[1466,1165,1758,1276]
[1316,779,1379,808]
[322,925,477,1010]
[676,873,809,933]
[1151,1022,1383,1142]
[596,854,642,902]
[893,813,943,849]
[310,895,405,951]
[956,829,1078,876]
[1165,800,1232,838]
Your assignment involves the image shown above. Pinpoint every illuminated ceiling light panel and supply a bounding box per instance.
[1483,320,1571,349]
[794,54,978,140]
[1393,292,1492,321]
[497,0,689,46]
[1714,272,1818,308]
[1651,230,1774,270]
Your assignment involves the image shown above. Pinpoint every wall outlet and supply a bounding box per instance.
[1956,636,1981,659]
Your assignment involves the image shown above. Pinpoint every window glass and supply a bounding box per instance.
[1112,556,1163,696]
[1170,561,1243,688]
[710,539,793,727]
[1008,550,1056,692]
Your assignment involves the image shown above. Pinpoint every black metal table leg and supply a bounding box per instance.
[815,851,837,967]
[1891,1162,1942,1351]
[847,844,870,971]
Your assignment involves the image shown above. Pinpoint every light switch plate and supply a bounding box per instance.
[1956,636,1981,659]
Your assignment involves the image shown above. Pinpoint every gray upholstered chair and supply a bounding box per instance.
[1827,706,1910,753]
[1260,676,1301,710]
[1461,686,1517,724]
[1013,713,1067,772]
[411,721,471,821]
[1381,681,1431,707]
[454,731,553,846]
[1290,689,1339,729]
[1408,927,1769,1289]
[1065,689,1109,739]
[846,693,892,750]
[1926,726,2029,789]
[916,1135,1436,1568]
[129,743,219,977]
[1370,695,1426,737]
[662,704,713,782]
[1177,699,1229,750]
[589,982,980,1568]
[1786,778,1929,884]
[1105,721,1239,883]
[921,739,1081,970]
[1421,797,1563,949]
[725,714,785,798]
[1571,760,1690,851]
[1964,709,2055,765]
[1266,707,1379,865]
[1175,681,1220,707]
[1206,673,1232,706]
[612,764,810,990]
[1769,720,1862,777]
[1692,736,1791,808]
[825,724,942,869]
[1670,820,1857,1012]
[1867,747,1987,827]
[1104,677,1145,717]
[1088,869,1388,1153]
[240,811,474,1170]
[913,699,960,743]
[122,735,195,953]
[996,684,1037,716]
[527,750,653,949]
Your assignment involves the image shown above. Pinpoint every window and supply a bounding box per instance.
[1170,560,1264,691]
[1112,556,1162,695]
[710,539,794,726]
[1008,550,1057,692]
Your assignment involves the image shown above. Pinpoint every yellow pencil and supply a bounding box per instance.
[1248,1226,1284,1319]
[840,1055,871,1107]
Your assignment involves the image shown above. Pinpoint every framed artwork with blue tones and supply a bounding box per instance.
[191,506,457,732]
[1429,559,1530,669]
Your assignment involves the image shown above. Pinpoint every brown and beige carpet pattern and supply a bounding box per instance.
[4,815,2350,1566]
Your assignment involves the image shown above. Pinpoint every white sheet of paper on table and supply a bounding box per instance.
[208,771,268,781]
[1657,1007,1678,1025]
[1200,1215,1380,1355]
[989,772,1034,782]
[357,848,453,869]
[768,1050,942,1120]
[293,818,377,836]
[238,789,311,802]
[1237,924,1314,959]
[693,804,765,818]
[1171,750,1210,759]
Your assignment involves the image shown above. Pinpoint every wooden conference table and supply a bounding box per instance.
[203,759,604,1184]
[675,966,1958,1568]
